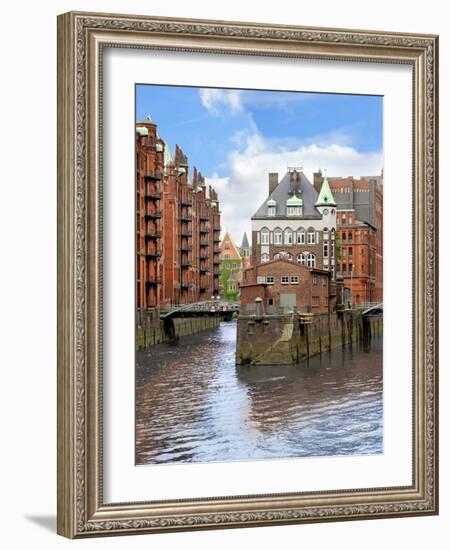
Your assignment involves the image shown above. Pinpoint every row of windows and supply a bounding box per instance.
[260,227,336,246]
[257,275,300,285]
[261,252,317,267]
[257,275,327,286]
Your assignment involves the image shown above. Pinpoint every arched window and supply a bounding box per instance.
[342,232,346,241]
[261,253,269,263]
[307,228,316,245]
[274,251,293,261]
[307,253,316,268]
[297,228,305,244]
[284,227,293,245]
[297,253,306,265]
[274,227,282,245]
[331,228,336,240]
[261,227,269,245]
[323,227,329,240]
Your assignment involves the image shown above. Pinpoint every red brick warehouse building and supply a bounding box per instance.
[135,116,221,312]
[314,171,383,304]
[241,258,332,315]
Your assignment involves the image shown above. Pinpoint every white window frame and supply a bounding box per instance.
[307,253,316,268]
[268,206,276,217]
[297,228,305,244]
[274,228,282,245]
[281,276,290,285]
[266,276,275,284]
[284,228,293,245]
[261,253,270,263]
[323,241,329,258]
[290,276,299,284]
[261,228,269,245]
[307,229,316,245]
[297,253,306,265]
[257,276,265,284]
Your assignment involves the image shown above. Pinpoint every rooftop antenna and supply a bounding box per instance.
[287,164,303,172]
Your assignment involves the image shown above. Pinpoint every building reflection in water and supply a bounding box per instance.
[135,321,382,465]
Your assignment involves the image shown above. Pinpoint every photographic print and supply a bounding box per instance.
[135,85,384,465]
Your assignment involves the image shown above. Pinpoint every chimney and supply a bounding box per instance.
[268,173,278,195]
[313,170,324,193]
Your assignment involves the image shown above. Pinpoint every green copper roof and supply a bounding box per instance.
[178,167,186,175]
[315,175,336,207]
[286,194,303,206]
[136,126,149,137]
[266,198,277,207]
[155,143,163,152]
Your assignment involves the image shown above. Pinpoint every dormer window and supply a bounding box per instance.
[266,198,277,217]
[286,193,303,216]
[287,206,301,216]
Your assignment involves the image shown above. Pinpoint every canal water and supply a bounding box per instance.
[135,321,383,465]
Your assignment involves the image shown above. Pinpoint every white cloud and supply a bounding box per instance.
[199,89,243,115]
[206,127,383,243]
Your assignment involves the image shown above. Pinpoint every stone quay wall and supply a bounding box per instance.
[236,310,382,366]
[136,314,220,350]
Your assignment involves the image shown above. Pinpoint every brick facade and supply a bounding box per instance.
[136,117,221,311]
[240,258,331,314]
[313,172,383,303]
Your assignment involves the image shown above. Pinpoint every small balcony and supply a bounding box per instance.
[213,236,220,243]
[213,260,220,266]
[144,232,161,240]
[145,278,161,286]
[199,214,209,221]
[200,227,210,234]
[145,211,162,220]
[200,254,210,260]
[144,191,161,201]
[199,285,211,292]
[144,171,163,181]
[181,246,192,253]
[181,282,193,289]
[180,216,192,223]
[181,261,192,268]
[199,241,209,247]
[180,199,193,207]
[181,230,192,238]
[200,267,209,273]
[145,250,162,259]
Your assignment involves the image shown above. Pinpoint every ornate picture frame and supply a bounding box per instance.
[57,11,438,538]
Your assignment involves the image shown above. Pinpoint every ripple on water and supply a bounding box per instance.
[135,321,383,465]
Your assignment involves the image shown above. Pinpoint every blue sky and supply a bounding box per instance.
[136,84,383,241]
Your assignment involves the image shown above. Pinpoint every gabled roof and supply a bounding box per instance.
[220,232,241,260]
[252,171,321,219]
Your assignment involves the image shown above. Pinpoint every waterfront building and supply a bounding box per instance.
[240,258,332,314]
[219,232,242,301]
[136,116,221,312]
[251,169,337,278]
[313,171,383,303]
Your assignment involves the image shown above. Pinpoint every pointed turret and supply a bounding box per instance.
[315,174,336,207]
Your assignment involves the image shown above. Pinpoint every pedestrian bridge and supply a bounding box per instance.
[160,300,240,319]
[361,303,383,316]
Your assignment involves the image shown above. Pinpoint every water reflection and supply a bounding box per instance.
[136,321,382,465]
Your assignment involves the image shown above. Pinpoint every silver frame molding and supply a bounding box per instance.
[57,11,439,538]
